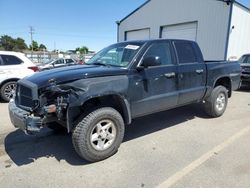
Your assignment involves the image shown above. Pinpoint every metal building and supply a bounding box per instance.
[117,0,250,61]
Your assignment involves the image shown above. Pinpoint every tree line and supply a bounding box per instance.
[0,35,47,52]
[0,35,89,54]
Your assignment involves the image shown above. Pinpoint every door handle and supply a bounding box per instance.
[196,69,204,74]
[164,72,176,78]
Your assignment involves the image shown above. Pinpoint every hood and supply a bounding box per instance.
[240,63,250,68]
[25,65,128,88]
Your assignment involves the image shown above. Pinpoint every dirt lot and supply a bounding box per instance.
[0,88,250,188]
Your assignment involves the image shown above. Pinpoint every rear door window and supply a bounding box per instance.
[0,55,23,65]
[66,59,74,64]
[174,41,197,64]
[54,59,64,64]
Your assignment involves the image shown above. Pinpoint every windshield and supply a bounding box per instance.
[86,42,143,67]
[239,55,250,64]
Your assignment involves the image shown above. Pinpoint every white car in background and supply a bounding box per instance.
[0,51,38,102]
[38,58,78,71]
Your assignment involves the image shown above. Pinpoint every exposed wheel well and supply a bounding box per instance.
[77,95,130,125]
[214,77,232,98]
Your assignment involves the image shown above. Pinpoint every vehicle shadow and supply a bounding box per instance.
[0,99,7,103]
[238,85,250,92]
[4,104,209,166]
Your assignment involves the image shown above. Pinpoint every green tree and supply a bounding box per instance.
[29,40,39,51]
[0,35,15,51]
[76,46,89,54]
[39,44,47,51]
[0,35,28,51]
[13,37,28,51]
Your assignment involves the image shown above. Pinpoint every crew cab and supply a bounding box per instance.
[9,39,241,162]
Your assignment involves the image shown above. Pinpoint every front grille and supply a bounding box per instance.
[19,84,32,97]
[16,83,34,108]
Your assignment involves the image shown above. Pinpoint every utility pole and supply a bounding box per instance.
[54,41,56,52]
[29,26,35,58]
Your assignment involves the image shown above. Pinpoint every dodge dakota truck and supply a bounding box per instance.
[9,39,241,162]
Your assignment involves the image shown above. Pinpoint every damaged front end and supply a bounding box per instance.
[9,79,85,134]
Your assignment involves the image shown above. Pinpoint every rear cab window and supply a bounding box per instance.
[0,55,23,65]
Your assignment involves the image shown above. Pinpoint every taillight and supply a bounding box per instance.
[28,66,39,72]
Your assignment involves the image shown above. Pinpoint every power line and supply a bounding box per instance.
[35,32,114,39]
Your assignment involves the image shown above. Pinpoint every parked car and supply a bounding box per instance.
[239,54,250,86]
[38,58,78,71]
[0,51,38,102]
[9,39,241,162]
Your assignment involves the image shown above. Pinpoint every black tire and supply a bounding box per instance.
[47,122,67,133]
[72,107,125,162]
[204,86,228,117]
[0,81,17,102]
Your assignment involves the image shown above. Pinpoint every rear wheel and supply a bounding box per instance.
[72,107,125,162]
[0,81,17,102]
[204,86,228,117]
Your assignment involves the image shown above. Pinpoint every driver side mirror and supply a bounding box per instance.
[141,56,161,68]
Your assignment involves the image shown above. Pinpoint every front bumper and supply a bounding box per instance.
[8,100,42,133]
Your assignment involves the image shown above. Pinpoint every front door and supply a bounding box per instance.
[130,41,178,117]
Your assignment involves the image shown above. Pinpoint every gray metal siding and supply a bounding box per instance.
[119,0,231,60]
[227,3,250,60]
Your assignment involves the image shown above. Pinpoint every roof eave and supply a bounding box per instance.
[234,1,250,12]
[118,0,151,24]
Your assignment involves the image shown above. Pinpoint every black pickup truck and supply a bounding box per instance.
[9,39,241,162]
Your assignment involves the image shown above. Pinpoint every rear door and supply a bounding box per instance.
[173,41,207,105]
[131,41,178,117]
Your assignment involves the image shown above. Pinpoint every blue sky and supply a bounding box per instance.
[0,0,249,52]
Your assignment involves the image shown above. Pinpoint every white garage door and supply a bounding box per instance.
[161,22,198,41]
[125,29,150,41]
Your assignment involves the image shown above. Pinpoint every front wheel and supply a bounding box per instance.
[72,107,125,162]
[204,86,228,117]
